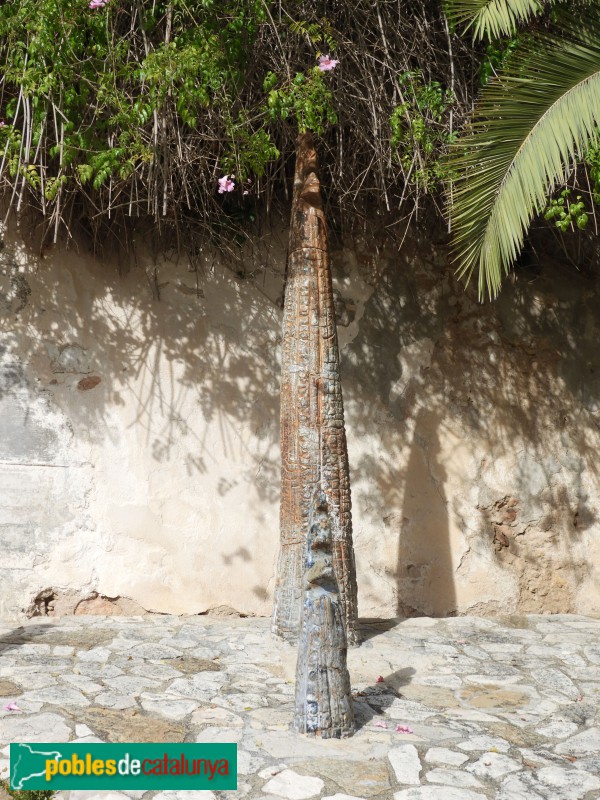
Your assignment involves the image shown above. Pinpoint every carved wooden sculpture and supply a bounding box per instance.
[272,132,358,644]
[294,490,355,738]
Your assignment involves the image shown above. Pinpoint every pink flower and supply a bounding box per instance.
[218,175,235,194]
[318,54,339,72]
[89,0,107,8]
[4,702,22,712]
[395,724,413,734]
[374,720,388,729]
[376,676,385,683]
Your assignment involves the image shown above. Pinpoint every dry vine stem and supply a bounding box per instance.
[0,0,475,251]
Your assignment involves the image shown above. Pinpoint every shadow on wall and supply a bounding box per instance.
[0,218,290,617]
[0,227,284,483]
[1,213,600,619]
[342,226,600,617]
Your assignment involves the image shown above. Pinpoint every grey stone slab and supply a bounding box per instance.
[322,795,367,800]
[6,673,58,690]
[195,726,244,743]
[425,768,483,788]
[213,692,269,712]
[262,769,324,799]
[555,727,600,755]
[74,663,123,679]
[103,675,162,695]
[76,647,111,662]
[93,692,137,709]
[388,744,421,785]
[190,705,244,728]
[420,675,462,689]
[159,637,201,650]
[60,675,104,694]
[536,765,600,798]
[583,645,600,664]
[140,695,199,720]
[457,734,510,752]
[130,643,183,659]
[0,711,71,744]
[237,749,265,775]
[466,752,522,779]
[537,719,579,738]
[424,747,468,767]
[130,663,183,680]
[21,686,90,707]
[54,646,75,656]
[394,789,486,800]
[384,698,438,722]
[535,667,581,699]
[167,673,225,693]
[497,773,546,799]
[478,642,523,653]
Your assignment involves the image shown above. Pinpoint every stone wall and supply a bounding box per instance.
[1,221,599,621]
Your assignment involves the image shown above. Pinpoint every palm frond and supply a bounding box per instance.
[448,14,600,299]
[445,0,544,39]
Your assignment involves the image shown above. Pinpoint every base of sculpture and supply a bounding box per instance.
[294,490,355,738]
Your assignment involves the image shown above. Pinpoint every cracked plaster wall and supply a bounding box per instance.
[0,223,599,621]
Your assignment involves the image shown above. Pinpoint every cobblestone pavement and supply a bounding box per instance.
[1,614,599,800]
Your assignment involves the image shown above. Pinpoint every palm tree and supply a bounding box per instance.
[446,0,600,299]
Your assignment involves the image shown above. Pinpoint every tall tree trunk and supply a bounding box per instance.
[272,132,358,644]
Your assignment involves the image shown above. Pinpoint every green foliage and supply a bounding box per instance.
[479,35,520,84]
[585,139,600,204]
[0,779,54,800]
[390,71,455,192]
[0,0,469,242]
[221,122,281,180]
[446,0,543,41]
[0,0,276,221]
[446,1,600,298]
[544,188,589,231]
[264,66,338,135]
[288,18,337,51]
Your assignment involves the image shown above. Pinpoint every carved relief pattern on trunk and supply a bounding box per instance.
[294,490,355,738]
[272,133,358,643]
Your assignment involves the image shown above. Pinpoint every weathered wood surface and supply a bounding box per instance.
[272,132,358,644]
[294,490,355,738]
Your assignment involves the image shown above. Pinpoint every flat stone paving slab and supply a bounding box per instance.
[0,614,599,799]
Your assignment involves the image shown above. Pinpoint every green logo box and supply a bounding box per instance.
[10,742,237,791]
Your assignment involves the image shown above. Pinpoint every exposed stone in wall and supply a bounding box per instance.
[201,605,249,618]
[27,589,147,617]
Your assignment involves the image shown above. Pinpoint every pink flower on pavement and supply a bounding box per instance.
[4,702,22,712]
[318,54,339,72]
[376,675,385,683]
[218,175,235,194]
[374,720,388,729]
[395,724,413,734]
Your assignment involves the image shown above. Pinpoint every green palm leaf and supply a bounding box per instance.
[446,0,544,39]
[449,15,600,299]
